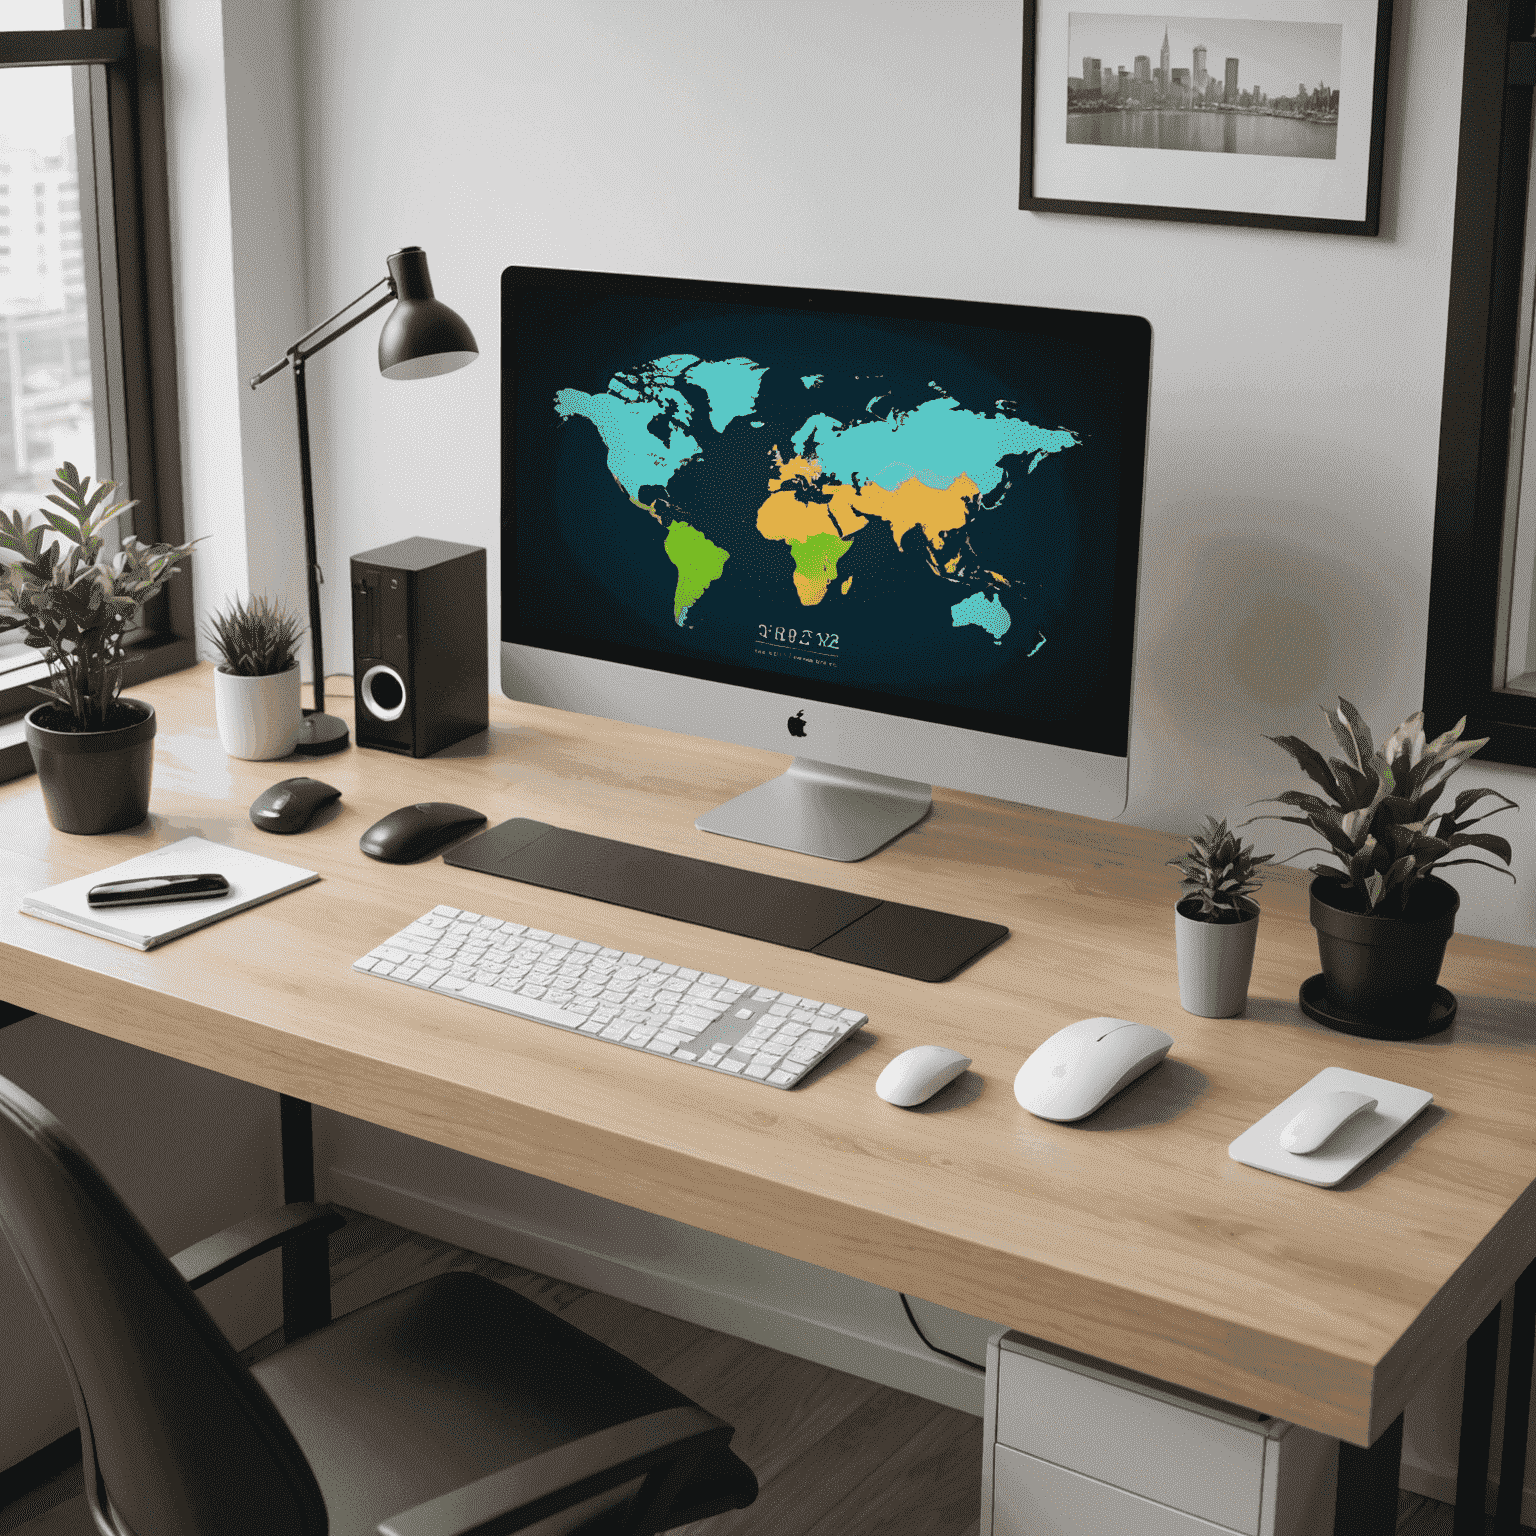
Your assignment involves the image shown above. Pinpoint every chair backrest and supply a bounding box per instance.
[0,1073,328,1536]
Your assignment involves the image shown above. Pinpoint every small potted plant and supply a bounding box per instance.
[1168,816,1271,1017]
[204,595,305,760]
[1255,697,1518,1039]
[0,464,197,834]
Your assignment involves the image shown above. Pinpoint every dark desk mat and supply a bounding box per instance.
[444,819,1006,982]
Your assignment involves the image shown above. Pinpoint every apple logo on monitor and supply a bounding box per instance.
[787,709,806,738]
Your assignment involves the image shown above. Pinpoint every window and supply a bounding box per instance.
[0,0,193,731]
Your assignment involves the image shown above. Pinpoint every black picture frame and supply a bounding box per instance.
[1019,0,1393,235]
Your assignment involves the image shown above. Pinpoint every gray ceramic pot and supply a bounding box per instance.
[25,699,156,834]
[1174,898,1259,1018]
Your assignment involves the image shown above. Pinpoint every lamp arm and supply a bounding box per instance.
[249,276,396,390]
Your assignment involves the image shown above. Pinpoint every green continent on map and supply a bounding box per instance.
[787,531,853,607]
[664,520,729,626]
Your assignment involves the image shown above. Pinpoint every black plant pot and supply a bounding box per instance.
[25,699,156,834]
[1306,875,1459,1040]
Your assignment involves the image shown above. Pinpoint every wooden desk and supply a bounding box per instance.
[2,667,1534,1472]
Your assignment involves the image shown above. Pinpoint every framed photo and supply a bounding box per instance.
[1020,0,1392,234]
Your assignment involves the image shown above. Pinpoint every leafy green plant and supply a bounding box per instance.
[1169,815,1271,922]
[203,594,303,678]
[0,464,198,731]
[1254,697,1518,916]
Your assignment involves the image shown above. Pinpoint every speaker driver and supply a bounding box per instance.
[360,664,408,721]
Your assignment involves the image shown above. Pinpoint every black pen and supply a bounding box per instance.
[87,874,231,908]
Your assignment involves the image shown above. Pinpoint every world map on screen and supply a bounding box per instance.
[553,354,1081,650]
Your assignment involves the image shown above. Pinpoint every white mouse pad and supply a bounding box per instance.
[1228,1068,1433,1188]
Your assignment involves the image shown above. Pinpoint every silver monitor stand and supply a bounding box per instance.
[695,757,933,862]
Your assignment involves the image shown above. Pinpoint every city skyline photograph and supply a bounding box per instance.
[1067,12,1343,102]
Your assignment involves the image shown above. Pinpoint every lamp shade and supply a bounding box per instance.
[378,246,478,380]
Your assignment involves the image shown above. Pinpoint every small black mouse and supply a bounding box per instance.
[250,777,342,834]
[360,802,487,863]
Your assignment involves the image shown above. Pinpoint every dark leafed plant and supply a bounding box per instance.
[0,464,198,731]
[203,594,304,678]
[1253,697,1518,916]
[1169,815,1271,922]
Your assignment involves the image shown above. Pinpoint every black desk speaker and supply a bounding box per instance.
[351,537,488,757]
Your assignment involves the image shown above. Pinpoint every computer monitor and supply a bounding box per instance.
[501,265,1151,862]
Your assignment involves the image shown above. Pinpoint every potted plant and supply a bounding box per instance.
[1168,816,1271,1018]
[204,595,305,760]
[1256,697,1519,1039]
[0,464,197,834]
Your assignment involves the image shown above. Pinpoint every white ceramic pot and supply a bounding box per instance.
[214,664,302,760]
[1174,899,1259,1018]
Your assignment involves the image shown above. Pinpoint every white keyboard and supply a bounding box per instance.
[354,904,868,1088]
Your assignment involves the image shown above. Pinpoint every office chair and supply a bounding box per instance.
[0,1074,757,1536]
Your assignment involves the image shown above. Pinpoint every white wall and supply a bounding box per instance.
[162,0,309,654]
[270,0,1535,947]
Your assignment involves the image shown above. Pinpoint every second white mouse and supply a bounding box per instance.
[1279,1089,1378,1154]
[1014,1017,1173,1122]
[876,1045,973,1107]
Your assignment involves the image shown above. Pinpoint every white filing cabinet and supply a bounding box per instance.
[981,1331,1338,1536]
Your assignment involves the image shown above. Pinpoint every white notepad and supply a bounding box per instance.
[21,835,319,951]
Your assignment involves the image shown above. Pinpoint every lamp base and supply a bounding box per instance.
[294,710,350,757]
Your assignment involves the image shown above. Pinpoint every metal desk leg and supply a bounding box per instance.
[1495,1260,1536,1533]
[279,1093,331,1341]
[1456,1303,1502,1534]
[1335,1412,1404,1536]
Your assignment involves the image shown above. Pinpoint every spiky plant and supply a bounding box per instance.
[0,464,198,730]
[203,594,304,677]
[1253,697,1518,916]
[1169,815,1271,922]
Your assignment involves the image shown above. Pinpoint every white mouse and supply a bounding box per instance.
[875,1045,973,1107]
[1013,1017,1173,1122]
[1279,1089,1378,1155]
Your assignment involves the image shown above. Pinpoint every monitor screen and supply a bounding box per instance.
[503,265,1151,859]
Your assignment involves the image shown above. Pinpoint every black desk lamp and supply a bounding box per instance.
[250,246,478,755]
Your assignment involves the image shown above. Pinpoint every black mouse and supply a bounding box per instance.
[360,802,487,863]
[250,777,342,834]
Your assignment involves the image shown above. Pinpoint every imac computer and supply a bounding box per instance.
[501,265,1151,862]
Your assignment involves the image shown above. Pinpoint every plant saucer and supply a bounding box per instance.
[1298,974,1456,1041]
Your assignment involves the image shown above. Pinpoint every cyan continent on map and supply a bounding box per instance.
[553,355,1081,645]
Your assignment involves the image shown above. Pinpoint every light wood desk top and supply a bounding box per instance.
[2,665,1534,1447]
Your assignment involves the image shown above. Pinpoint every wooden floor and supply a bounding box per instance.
[0,1207,1507,1536]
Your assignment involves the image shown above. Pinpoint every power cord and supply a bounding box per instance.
[899,1292,985,1374]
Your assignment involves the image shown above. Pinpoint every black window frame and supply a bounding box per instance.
[0,0,195,761]
[1425,0,1536,765]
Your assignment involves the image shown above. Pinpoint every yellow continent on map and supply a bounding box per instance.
[755,452,981,607]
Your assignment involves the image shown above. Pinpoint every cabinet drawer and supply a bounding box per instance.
[993,1443,1244,1536]
[996,1346,1265,1534]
